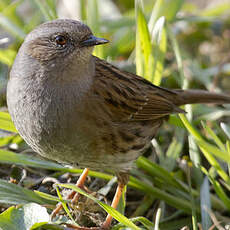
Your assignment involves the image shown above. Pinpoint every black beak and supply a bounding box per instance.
[80,35,109,47]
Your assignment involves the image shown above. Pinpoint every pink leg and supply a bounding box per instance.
[65,182,125,230]
[101,182,125,229]
[51,168,89,219]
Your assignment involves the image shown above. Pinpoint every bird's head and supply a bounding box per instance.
[21,19,108,69]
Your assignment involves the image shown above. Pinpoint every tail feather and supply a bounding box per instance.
[172,89,230,106]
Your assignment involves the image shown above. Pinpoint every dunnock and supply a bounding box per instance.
[7,19,230,229]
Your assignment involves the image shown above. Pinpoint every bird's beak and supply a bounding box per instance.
[80,35,109,47]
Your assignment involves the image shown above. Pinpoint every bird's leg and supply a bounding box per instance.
[71,168,90,203]
[52,170,129,230]
[51,168,90,219]
[68,179,127,230]
[101,172,129,230]
[101,182,125,229]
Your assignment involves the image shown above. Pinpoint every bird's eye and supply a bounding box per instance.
[54,35,67,47]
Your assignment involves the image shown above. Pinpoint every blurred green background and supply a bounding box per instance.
[0,0,230,230]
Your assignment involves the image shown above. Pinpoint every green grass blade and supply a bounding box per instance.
[200,176,212,230]
[227,141,230,176]
[186,166,198,230]
[56,186,76,224]
[33,0,56,21]
[135,22,144,76]
[80,0,87,21]
[0,112,17,133]
[0,203,49,230]
[149,0,184,25]
[221,123,230,139]
[87,0,105,58]
[201,147,230,185]
[0,179,55,205]
[178,114,203,141]
[161,0,184,21]
[201,3,230,17]
[45,0,57,19]
[188,135,201,169]
[0,13,25,40]
[154,208,161,230]
[179,114,230,184]
[131,195,155,217]
[136,156,187,192]
[0,48,17,66]
[201,121,226,151]
[207,174,230,210]
[0,149,65,170]
[34,190,60,203]
[168,27,184,86]
[58,183,141,230]
[148,0,164,32]
[1,0,24,28]
[0,0,10,11]
[197,140,230,163]
[136,157,225,210]
[150,16,167,85]
[0,148,114,180]
[112,216,155,230]
[135,0,152,79]
[129,176,199,214]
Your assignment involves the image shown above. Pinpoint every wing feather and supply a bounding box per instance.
[92,57,184,122]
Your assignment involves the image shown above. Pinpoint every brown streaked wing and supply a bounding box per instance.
[93,56,184,122]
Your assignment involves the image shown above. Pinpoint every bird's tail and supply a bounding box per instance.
[172,89,230,106]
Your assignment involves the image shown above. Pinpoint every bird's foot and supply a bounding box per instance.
[51,168,90,219]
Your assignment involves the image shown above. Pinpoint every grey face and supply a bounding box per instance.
[22,19,108,66]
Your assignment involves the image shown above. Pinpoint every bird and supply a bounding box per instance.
[7,19,230,229]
